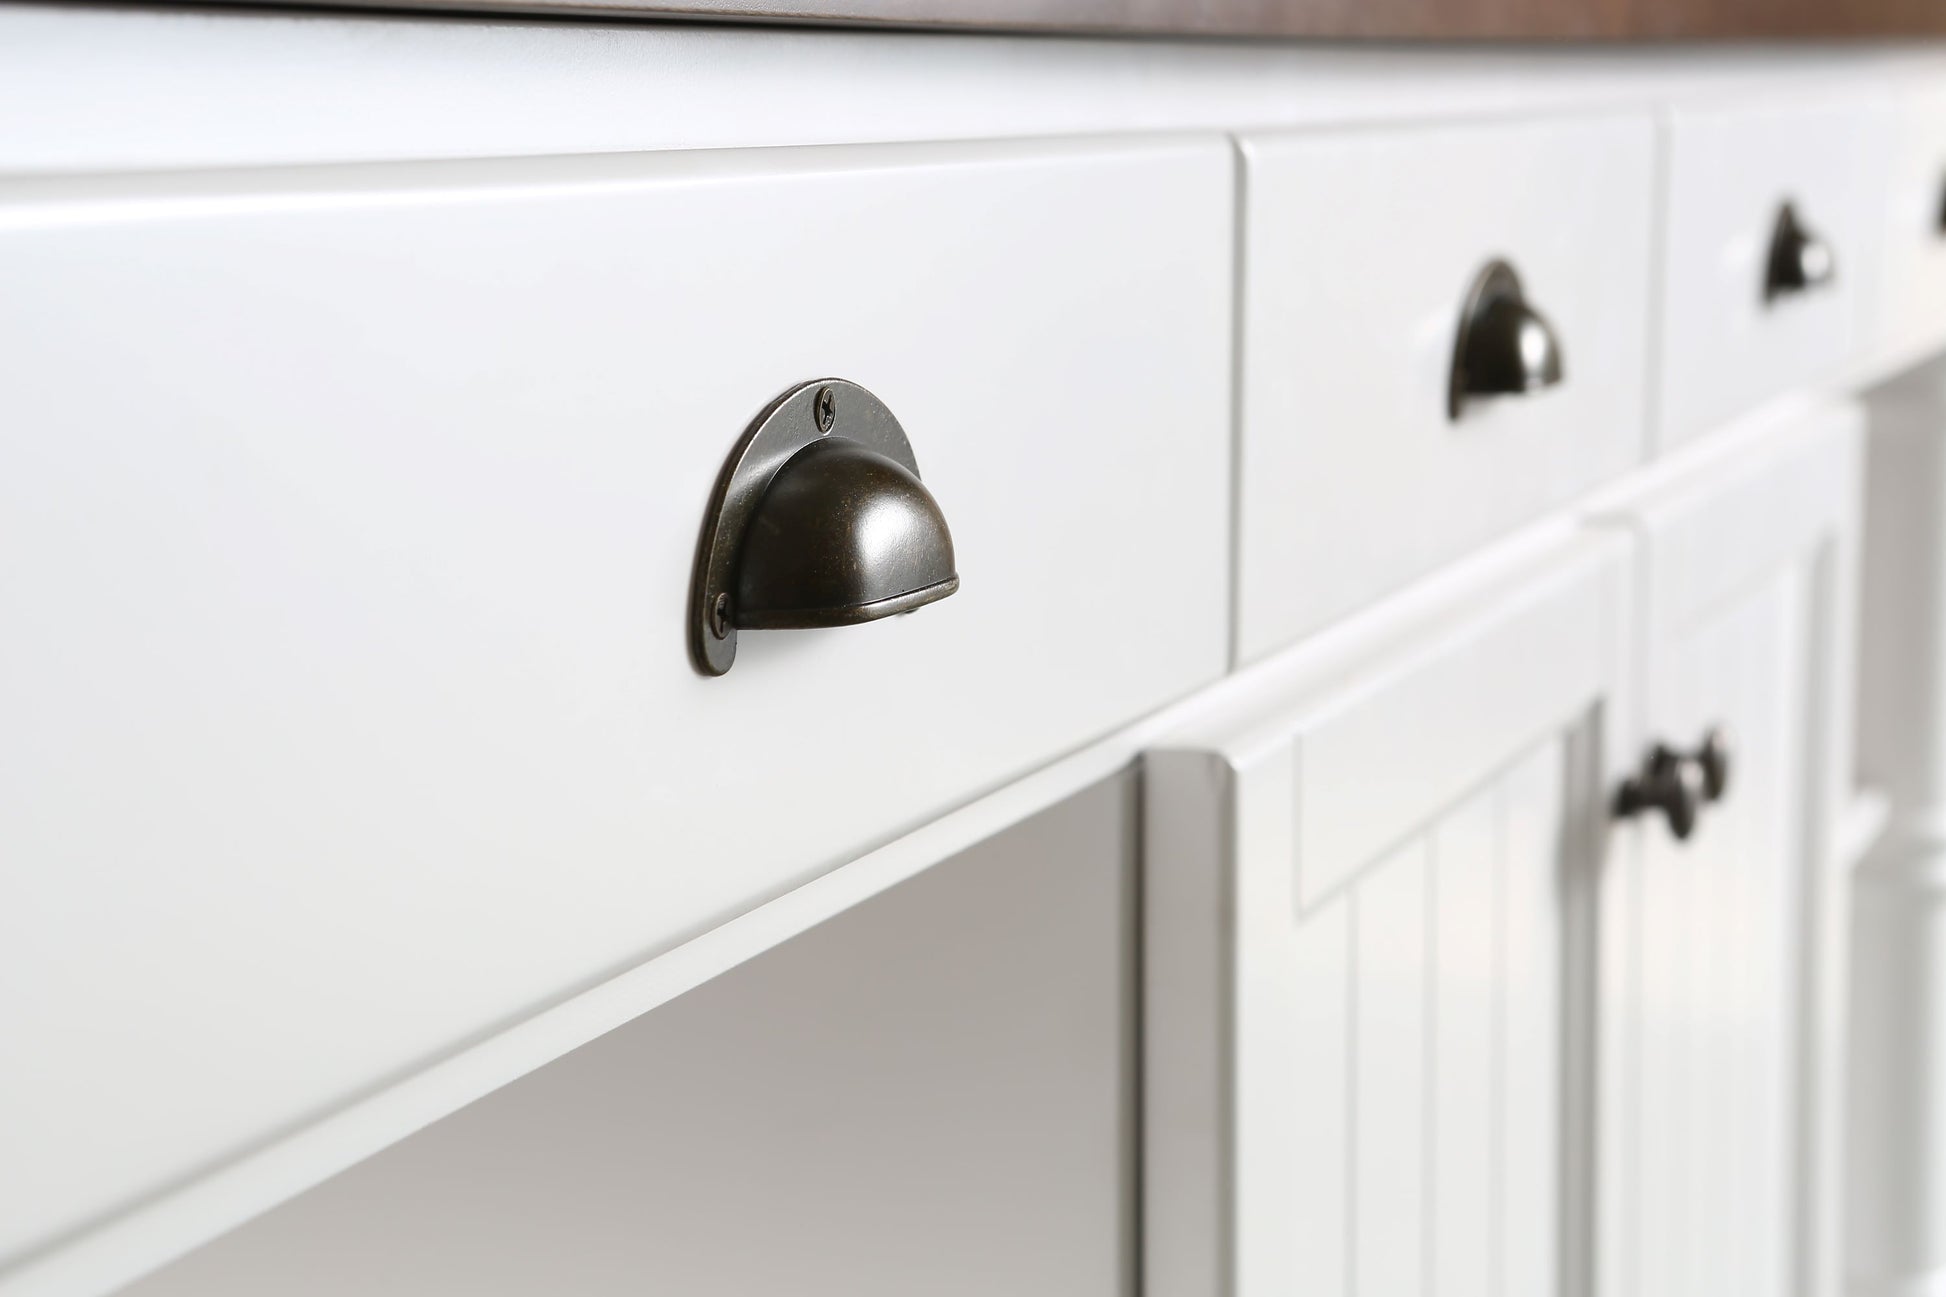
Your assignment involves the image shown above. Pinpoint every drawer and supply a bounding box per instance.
[1235,114,1655,664]
[1657,89,1892,450]
[1879,80,1946,365]
[0,137,1233,1264]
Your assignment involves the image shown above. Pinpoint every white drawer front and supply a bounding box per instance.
[0,137,1233,1264]
[1879,82,1946,366]
[1234,114,1655,663]
[1657,90,1892,449]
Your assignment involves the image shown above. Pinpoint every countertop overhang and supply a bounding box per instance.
[214,0,1946,40]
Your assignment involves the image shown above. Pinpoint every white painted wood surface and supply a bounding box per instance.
[1856,363,1946,816]
[1144,530,1631,1297]
[0,641,1224,1297]
[109,773,1138,1297]
[1877,87,1946,367]
[4,5,1946,178]
[1851,361,1946,1297]
[1503,741,1572,1297]
[1588,403,1862,1297]
[0,136,1233,1277]
[1147,406,1862,1297]
[1234,114,1655,659]
[1431,791,1497,1297]
[0,8,1929,1295]
[1656,92,1893,450]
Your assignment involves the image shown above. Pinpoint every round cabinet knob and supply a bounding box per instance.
[1449,259,1565,421]
[1615,745,1704,841]
[1764,202,1836,302]
[690,379,959,676]
[1614,726,1733,843]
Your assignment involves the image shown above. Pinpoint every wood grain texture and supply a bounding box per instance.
[230,0,1946,40]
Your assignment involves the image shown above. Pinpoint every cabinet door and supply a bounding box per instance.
[1592,405,1860,1297]
[1144,532,1634,1297]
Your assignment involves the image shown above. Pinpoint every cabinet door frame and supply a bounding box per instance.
[1144,527,1636,1297]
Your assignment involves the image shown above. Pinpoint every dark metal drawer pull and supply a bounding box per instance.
[690,378,959,677]
[1765,201,1836,302]
[1449,258,1565,421]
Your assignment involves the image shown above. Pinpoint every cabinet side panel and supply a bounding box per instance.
[1144,751,1235,1297]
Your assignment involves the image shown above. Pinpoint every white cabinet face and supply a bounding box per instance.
[1144,533,1634,1297]
[1346,735,1576,1297]
[0,136,1233,1269]
[1145,406,1861,1297]
[1233,113,1655,661]
[1878,84,1946,365]
[1593,406,1861,1297]
[117,773,1139,1297]
[1627,578,1804,1297]
[1656,95,1890,450]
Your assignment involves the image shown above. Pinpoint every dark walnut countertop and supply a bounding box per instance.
[268,0,1946,39]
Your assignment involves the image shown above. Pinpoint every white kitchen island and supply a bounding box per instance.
[4,8,1945,1296]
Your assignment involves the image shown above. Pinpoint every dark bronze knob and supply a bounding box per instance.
[690,379,958,676]
[1616,745,1703,841]
[1449,259,1565,421]
[1764,202,1835,302]
[1614,727,1733,842]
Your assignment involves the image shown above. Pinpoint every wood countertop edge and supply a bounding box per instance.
[198,0,1946,41]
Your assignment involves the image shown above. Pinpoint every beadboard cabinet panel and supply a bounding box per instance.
[1234,113,1654,662]
[0,136,1233,1270]
[1147,407,1862,1297]
[1144,530,1632,1297]
[116,773,1138,1297]
[1342,750,1570,1297]
[1589,404,1862,1297]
